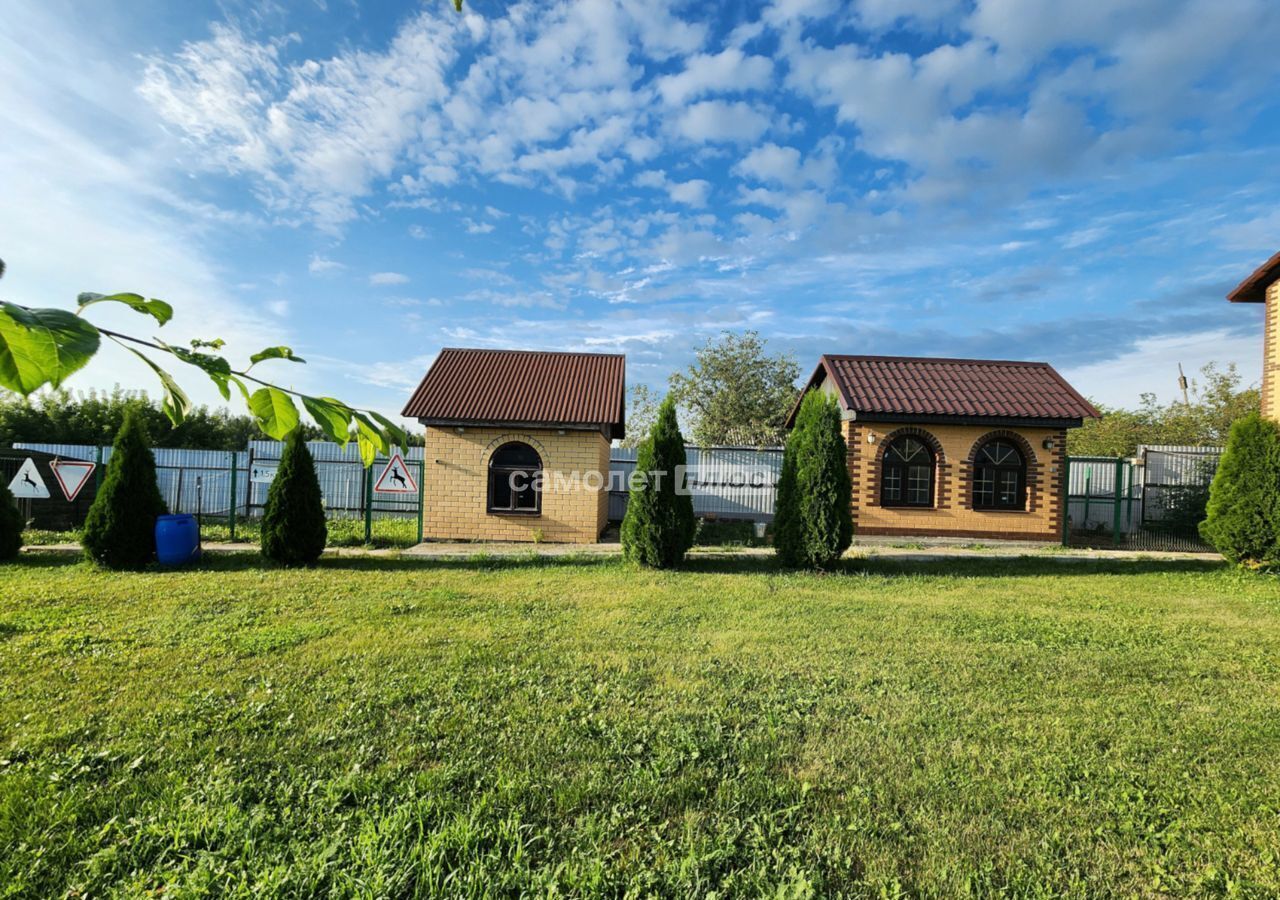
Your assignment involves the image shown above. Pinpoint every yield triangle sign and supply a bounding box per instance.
[373,452,417,494]
[51,459,96,501]
[9,458,50,499]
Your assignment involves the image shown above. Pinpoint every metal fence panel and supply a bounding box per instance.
[609,445,783,522]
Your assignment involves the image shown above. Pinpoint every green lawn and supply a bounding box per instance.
[2,553,1278,897]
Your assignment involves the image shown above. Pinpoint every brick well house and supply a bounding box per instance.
[402,348,625,543]
[787,355,1100,542]
[1227,250,1280,421]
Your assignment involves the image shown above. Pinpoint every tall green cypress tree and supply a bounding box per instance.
[621,397,696,568]
[1199,412,1280,568]
[774,390,853,568]
[0,481,23,561]
[260,430,328,566]
[82,410,168,569]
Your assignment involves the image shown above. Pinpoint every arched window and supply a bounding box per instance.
[973,440,1025,510]
[488,442,542,514]
[881,436,935,508]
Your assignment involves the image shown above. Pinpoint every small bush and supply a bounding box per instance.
[260,431,328,566]
[774,390,853,568]
[1199,413,1280,568]
[0,482,23,560]
[82,411,168,569]
[621,397,696,567]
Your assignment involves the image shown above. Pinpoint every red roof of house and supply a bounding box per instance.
[1227,250,1280,303]
[402,348,626,439]
[789,355,1100,426]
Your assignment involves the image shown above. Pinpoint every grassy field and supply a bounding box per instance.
[2,553,1278,897]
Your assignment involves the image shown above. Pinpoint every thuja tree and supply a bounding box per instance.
[1199,412,1280,568]
[0,258,406,464]
[774,390,853,569]
[621,397,696,568]
[261,430,328,566]
[0,481,22,561]
[82,410,168,569]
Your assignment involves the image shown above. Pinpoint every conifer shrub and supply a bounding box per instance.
[1199,412,1280,568]
[260,430,328,566]
[621,397,696,567]
[0,481,23,561]
[82,410,168,569]
[774,390,853,568]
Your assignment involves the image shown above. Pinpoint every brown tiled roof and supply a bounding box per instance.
[402,348,626,439]
[1227,250,1280,303]
[789,355,1099,426]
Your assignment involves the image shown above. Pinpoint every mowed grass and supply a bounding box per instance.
[2,554,1278,898]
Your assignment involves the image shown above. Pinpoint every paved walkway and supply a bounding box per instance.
[25,537,1223,564]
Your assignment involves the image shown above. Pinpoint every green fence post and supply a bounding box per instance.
[416,459,425,545]
[364,464,374,545]
[228,452,237,541]
[1112,458,1124,548]
[94,445,104,491]
[1083,468,1091,528]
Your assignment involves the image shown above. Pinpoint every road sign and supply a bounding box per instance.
[51,459,95,501]
[250,463,278,484]
[8,458,50,499]
[374,452,417,494]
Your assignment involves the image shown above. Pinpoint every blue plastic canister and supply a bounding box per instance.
[155,514,201,566]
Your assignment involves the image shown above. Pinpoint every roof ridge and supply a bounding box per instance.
[822,353,1052,368]
[440,346,625,359]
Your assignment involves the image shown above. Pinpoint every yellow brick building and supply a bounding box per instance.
[1228,251,1280,421]
[402,349,624,543]
[790,355,1099,542]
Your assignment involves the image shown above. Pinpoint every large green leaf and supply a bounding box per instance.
[367,411,410,451]
[126,348,191,426]
[249,387,299,440]
[77,292,174,326]
[352,413,387,467]
[158,340,232,400]
[249,346,305,366]
[0,303,101,395]
[302,395,353,447]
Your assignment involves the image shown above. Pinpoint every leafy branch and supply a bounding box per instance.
[0,260,407,466]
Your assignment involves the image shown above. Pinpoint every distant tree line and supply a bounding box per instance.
[1068,363,1259,457]
[0,387,418,450]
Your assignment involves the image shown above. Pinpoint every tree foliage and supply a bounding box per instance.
[1068,363,1259,456]
[667,331,799,447]
[0,387,333,450]
[773,390,853,568]
[0,258,406,466]
[620,384,661,449]
[1199,413,1280,568]
[81,410,168,569]
[621,397,696,568]
[260,430,328,566]
[0,480,22,561]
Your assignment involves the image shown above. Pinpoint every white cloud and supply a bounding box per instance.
[370,271,410,285]
[674,100,771,143]
[667,179,712,207]
[655,48,773,105]
[733,142,836,188]
[464,218,496,234]
[308,254,344,275]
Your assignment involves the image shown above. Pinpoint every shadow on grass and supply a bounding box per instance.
[11,547,1229,579]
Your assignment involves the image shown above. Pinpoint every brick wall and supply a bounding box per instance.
[843,420,1066,541]
[1265,280,1280,422]
[421,426,609,543]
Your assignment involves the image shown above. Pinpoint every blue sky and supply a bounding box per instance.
[2,0,1278,427]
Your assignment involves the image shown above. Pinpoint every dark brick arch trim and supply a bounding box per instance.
[868,426,950,510]
[960,430,1042,513]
